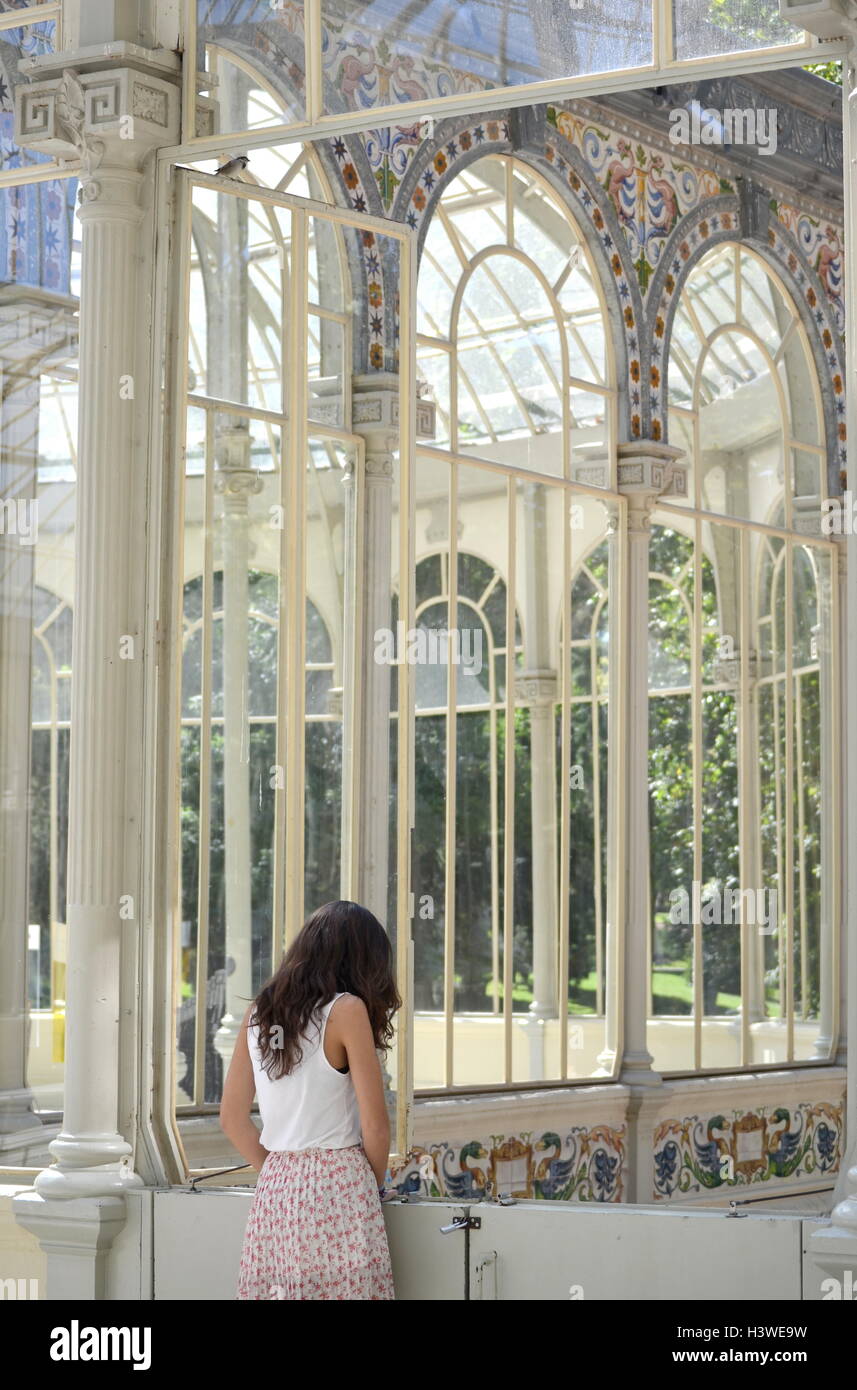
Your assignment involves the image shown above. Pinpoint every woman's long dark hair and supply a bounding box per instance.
[251,901,401,1079]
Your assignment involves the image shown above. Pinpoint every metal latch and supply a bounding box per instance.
[439,1214,482,1233]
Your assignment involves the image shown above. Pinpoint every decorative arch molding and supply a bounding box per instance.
[649,198,845,491]
[764,219,846,491]
[391,108,632,433]
[389,112,513,240]
[324,131,396,373]
[194,22,305,122]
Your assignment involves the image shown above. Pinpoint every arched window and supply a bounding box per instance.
[418,155,614,480]
[413,153,620,1089]
[668,243,824,523]
[658,243,837,1072]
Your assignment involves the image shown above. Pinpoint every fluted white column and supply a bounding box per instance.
[608,443,685,1200]
[13,54,180,1204]
[620,491,661,1085]
[614,442,686,1088]
[346,380,404,921]
[34,166,146,1199]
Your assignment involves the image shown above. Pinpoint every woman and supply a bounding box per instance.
[220,900,401,1300]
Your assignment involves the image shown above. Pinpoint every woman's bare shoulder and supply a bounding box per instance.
[331,993,369,1025]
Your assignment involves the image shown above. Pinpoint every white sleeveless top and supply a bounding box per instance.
[247,993,362,1152]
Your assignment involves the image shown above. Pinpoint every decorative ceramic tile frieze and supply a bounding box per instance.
[547,103,734,296]
[328,134,387,370]
[765,220,846,470]
[773,200,844,336]
[652,1099,843,1200]
[321,20,490,119]
[390,1124,627,1203]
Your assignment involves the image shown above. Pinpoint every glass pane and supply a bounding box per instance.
[418,155,612,484]
[738,251,791,354]
[673,0,801,59]
[411,455,450,1085]
[2,174,79,1138]
[0,18,57,172]
[791,544,834,1060]
[190,183,290,414]
[756,534,787,1064]
[416,343,451,448]
[305,438,351,910]
[452,470,512,1086]
[567,496,611,1076]
[648,518,695,1072]
[780,329,822,448]
[700,522,741,1069]
[308,314,345,427]
[308,209,351,431]
[197,5,304,133]
[321,1,653,116]
[457,256,565,475]
[207,443,281,1100]
[697,331,784,524]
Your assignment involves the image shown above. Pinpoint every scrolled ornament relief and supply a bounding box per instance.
[56,69,106,180]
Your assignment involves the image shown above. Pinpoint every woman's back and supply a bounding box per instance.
[224,900,398,1299]
[247,992,362,1152]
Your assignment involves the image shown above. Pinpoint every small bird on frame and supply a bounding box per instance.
[215,154,250,179]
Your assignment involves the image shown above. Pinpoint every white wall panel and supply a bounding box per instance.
[151,1189,807,1301]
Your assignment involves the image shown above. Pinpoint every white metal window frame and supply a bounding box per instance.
[411,444,627,1091]
[655,241,840,1070]
[409,148,623,1089]
[174,0,845,156]
[153,167,417,1169]
[646,509,840,1067]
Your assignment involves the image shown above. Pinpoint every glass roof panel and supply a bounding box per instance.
[673,0,801,60]
[321,0,654,115]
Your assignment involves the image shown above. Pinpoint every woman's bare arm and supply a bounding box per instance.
[333,995,390,1187]
[219,1007,269,1172]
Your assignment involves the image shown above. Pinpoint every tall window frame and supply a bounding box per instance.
[656,241,841,1072]
[414,151,624,1091]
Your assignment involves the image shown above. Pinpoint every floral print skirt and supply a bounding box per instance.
[236,1144,395,1300]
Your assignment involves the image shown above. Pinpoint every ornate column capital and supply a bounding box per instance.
[793,494,826,538]
[713,649,758,686]
[352,372,436,475]
[515,670,558,705]
[15,49,181,192]
[617,439,688,532]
